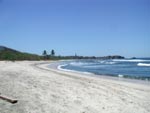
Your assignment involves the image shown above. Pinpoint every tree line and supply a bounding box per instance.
[0,46,125,61]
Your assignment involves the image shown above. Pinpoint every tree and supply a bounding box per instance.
[43,50,47,56]
[42,50,48,59]
[51,49,55,56]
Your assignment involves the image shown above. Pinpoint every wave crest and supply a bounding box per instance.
[113,59,150,62]
[118,74,124,77]
[137,63,150,67]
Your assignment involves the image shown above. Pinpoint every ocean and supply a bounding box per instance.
[58,58,150,80]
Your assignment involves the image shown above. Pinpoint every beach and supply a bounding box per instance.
[0,61,150,113]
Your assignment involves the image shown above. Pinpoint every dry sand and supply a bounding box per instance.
[0,61,150,113]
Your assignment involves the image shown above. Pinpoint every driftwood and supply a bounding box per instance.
[0,95,18,104]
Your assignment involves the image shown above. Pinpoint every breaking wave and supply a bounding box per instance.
[70,62,90,66]
[118,74,124,78]
[137,63,150,67]
[98,60,116,64]
[113,59,150,62]
[57,64,92,74]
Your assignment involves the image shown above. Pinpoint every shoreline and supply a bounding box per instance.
[0,61,150,113]
[41,61,150,86]
[50,60,150,82]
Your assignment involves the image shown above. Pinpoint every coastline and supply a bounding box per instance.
[46,61,150,86]
[54,59,150,81]
[0,61,150,113]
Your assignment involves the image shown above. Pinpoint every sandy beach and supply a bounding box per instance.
[0,61,150,113]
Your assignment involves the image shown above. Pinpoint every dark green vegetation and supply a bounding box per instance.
[0,46,125,61]
[0,46,40,61]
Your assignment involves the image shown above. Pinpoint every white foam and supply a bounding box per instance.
[57,64,92,75]
[137,63,150,67]
[105,62,116,64]
[118,74,124,77]
[98,61,105,63]
[113,59,150,62]
[70,62,97,67]
[70,62,85,66]
[98,60,116,64]
[57,64,68,70]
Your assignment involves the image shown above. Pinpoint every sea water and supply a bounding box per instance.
[59,58,150,80]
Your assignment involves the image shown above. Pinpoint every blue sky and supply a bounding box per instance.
[0,0,150,57]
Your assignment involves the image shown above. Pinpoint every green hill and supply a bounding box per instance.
[0,46,40,61]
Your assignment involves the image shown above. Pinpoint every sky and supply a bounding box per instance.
[0,0,150,57]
